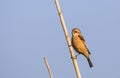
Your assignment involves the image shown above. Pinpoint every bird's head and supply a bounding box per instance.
[72,28,82,37]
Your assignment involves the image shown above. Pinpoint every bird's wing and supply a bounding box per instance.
[78,34,85,41]
[78,35,91,54]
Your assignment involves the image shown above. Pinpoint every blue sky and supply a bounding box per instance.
[0,0,120,78]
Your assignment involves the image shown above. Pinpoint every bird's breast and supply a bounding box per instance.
[72,36,84,50]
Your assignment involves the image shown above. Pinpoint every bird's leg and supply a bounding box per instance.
[75,53,80,58]
[71,53,80,59]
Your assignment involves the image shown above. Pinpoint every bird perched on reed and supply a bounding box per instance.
[71,28,93,68]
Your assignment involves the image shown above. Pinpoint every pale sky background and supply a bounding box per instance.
[0,0,120,78]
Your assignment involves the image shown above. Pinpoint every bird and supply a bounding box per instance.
[71,28,93,68]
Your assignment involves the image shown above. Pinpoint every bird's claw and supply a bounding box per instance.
[71,56,77,59]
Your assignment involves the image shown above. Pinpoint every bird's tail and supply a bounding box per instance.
[87,58,93,68]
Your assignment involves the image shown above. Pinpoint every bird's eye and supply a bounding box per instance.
[74,31,77,33]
